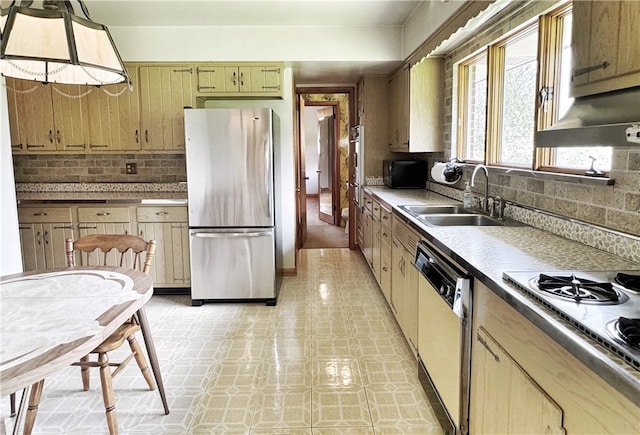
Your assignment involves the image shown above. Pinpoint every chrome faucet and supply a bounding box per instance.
[470,164,490,212]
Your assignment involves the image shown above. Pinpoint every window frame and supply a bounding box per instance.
[455,2,610,177]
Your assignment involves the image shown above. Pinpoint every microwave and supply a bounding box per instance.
[383,160,427,188]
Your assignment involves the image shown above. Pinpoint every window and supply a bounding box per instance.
[456,3,612,175]
[488,26,539,167]
[457,53,487,162]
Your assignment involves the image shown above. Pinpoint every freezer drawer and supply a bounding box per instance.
[189,228,276,304]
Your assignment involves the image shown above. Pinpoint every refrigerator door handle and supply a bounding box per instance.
[191,231,272,238]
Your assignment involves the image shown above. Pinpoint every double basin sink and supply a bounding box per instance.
[399,204,508,227]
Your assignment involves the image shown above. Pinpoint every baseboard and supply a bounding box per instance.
[280,268,297,276]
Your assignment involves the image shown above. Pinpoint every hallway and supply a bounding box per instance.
[303,197,349,249]
[3,249,441,434]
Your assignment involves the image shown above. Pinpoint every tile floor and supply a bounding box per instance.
[3,249,442,434]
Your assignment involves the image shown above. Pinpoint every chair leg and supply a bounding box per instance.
[126,334,155,391]
[9,392,16,417]
[80,355,90,391]
[97,353,118,435]
[23,379,45,435]
[137,307,169,415]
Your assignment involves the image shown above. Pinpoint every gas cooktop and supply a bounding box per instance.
[503,270,640,372]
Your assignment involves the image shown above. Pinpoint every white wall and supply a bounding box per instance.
[109,25,403,63]
[0,77,22,276]
[402,1,466,58]
[304,106,322,195]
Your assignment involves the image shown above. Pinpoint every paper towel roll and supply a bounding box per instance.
[431,162,461,184]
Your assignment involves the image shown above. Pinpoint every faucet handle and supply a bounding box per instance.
[493,196,505,219]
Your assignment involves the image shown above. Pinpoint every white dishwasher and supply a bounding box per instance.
[414,241,472,435]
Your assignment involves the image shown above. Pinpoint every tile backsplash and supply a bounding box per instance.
[12,153,187,183]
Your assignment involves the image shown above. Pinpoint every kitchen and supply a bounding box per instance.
[1,0,640,434]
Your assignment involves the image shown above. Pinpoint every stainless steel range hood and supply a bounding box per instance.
[535,86,640,147]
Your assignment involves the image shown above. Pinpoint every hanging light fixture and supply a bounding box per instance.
[0,0,130,86]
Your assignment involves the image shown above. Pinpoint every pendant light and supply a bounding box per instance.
[0,0,130,86]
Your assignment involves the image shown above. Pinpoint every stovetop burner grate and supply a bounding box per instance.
[536,273,621,304]
[616,317,640,349]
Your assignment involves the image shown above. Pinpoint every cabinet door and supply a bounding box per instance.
[409,58,443,152]
[139,65,194,150]
[6,78,56,152]
[86,67,141,152]
[42,223,75,269]
[402,245,418,353]
[470,327,565,435]
[572,1,640,96]
[379,225,392,303]
[240,65,282,95]
[390,237,404,317]
[138,222,190,287]
[50,83,89,151]
[19,224,45,271]
[388,66,409,152]
[371,214,381,282]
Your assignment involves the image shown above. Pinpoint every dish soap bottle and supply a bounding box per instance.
[462,182,473,209]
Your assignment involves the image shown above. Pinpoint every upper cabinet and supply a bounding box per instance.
[408,57,444,153]
[195,62,284,98]
[85,68,141,152]
[138,64,195,151]
[7,62,284,155]
[6,78,89,152]
[387,58,444,153]
[387,64,410,152]
[571,1,640,97]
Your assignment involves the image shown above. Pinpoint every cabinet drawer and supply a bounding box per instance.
[18,207,72,223]
[137,206,187,223]
[77,207,130,223]
[392,216,421,252]
[363,193,373,212]
[380,224,392,246]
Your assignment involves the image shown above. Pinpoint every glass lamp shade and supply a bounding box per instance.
[0,2,130,85]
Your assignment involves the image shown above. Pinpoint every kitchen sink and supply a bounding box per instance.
[399,204,508,227]
[417,214,505,227]
[399,204,469,215]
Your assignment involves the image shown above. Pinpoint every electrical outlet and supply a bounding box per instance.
[126,162,137,174]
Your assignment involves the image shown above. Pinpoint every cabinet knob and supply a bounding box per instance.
[96,212,111,216]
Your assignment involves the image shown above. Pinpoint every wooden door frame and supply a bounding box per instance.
[295,86,356,251]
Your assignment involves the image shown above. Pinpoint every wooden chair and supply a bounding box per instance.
[7,234,166,434]
[67,234,160,434]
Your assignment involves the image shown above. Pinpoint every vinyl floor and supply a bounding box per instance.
[2,249,442,434]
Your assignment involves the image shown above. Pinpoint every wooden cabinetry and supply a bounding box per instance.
[6,78,88,153]
[17,207,74,271]
[85,68,141,152]
[195,63,284,98]
[76,206,133,266]
[471,326,564,434]
[361,193,374,267]
[387,65,410,152]
[371,200,382,282]
[470,281,639,433]
[137,206,190,287]
[390,216,420,354]
[357,76,392,180]
[138,64,195,151]
[379,205,392,304]
[571,1,640,97]
[408,58,444,152]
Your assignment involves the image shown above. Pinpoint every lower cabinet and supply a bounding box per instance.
[390,216,420,355]
[137,206,191,288]
[471,281,639,434]
[17,203,191,289]
[18,207,74,271]
[471,326,565,434]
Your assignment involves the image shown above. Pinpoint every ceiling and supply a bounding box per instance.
[83,0,453,84]
[86,1,423,27]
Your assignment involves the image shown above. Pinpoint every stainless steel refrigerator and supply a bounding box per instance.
[185,108,279,306]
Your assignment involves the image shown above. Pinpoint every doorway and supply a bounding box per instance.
[295,88,356,250]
